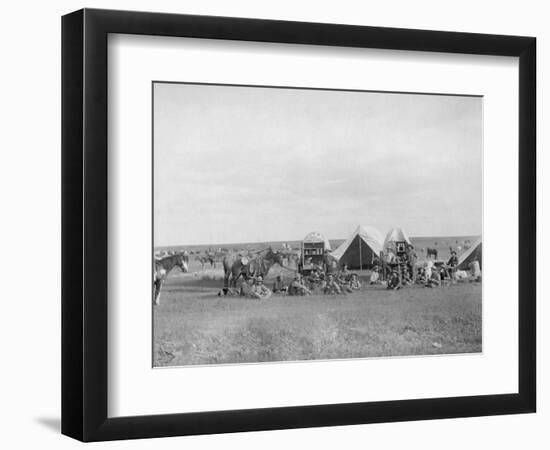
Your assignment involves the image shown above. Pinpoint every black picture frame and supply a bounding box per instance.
[62,8,536,442]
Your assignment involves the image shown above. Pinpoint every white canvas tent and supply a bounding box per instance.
[383,227,412,251]
[457,236,482,270]
[332,225,383,270]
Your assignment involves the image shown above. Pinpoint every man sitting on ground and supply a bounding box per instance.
[252,276,272,300]
[387,269,401,290]
[338,264,351,281]
[338,276,354,293]
[239,277,256,298]
[424,259,434,280]
[272,274,287,293]
[369,266,381,285]
[287,274,312,296]
[324,273,343,295]
[336,267,354,292]
[398,257,412,286]
[350,273,362,290]
[455,269,469,282]
[426,267,441,288]
[308,268,325,291]
[415,267,426,284]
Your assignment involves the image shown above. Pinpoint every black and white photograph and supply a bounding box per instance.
[0,1,540,446]
[153,82,483,367]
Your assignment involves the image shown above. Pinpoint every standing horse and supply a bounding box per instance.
[153,252,189,305]
[222,247,284,295]
[288,252,301,269]
[195,254,216,270]
[279,250,300,269]
[426,247,438,259]
[206,251,218,268]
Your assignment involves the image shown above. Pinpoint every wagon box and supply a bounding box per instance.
[300,231,331,275]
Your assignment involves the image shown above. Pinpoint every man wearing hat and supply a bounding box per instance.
[426,267,441,288]
[407,244,418,282]
[272,274,287,293]
[288,273,312,296]
[338,264,351,282]
[308,268,324,291]
[350,273,362,290]
[447,250,459,282]
[325,249,338,275]
[323,273,343,295]
[252,276,272,300]
[239,277,256,298]
[387,268,401,290]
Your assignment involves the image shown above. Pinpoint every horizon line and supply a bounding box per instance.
[155,233,482,249]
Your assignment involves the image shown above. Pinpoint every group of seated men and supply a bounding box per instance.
[234,252,481,297]
[379,250,454,290]
[368,245,417,289]
[239,275,273,300]
[379,250,482,290]
[277,265,362,296]
[237,264,363,299]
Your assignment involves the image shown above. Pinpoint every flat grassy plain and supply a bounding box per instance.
[153,262,482,367]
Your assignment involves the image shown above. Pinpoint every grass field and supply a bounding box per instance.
[153,262,482,367]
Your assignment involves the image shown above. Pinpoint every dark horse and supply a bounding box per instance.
[153,252,189,305]
[195,254,216,270]
[222,247,284,295]
[426,247,438,259]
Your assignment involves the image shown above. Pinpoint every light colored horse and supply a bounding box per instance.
[278,250,300,268]
[153,252,189,305]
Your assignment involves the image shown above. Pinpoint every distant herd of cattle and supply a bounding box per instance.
[155,239,474,270]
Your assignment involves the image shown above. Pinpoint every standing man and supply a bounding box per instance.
[325,250,339,275]
[407,244,418,282]
[398,252,410,285]
[447,250,459,282]
[469,258,482,282]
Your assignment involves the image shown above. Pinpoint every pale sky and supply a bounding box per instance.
[154,82,482,246]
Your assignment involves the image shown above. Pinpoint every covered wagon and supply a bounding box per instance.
[300,231,331,275]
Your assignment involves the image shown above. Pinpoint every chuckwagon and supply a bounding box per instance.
[300,231,331,275]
